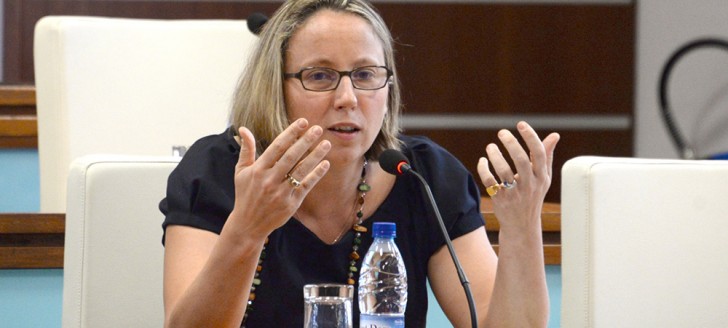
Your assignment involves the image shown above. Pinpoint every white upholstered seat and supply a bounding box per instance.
[561,156,728,327]
[34,16,256,212]
[63,155,179,328]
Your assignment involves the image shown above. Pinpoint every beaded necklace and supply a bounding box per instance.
[241,160,370,327]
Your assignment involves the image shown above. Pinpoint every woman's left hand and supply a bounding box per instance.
[476,121,560,229]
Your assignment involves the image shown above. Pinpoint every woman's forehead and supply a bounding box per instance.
[286,10,385,68]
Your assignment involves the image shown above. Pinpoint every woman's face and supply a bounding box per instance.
[284,9,389,165]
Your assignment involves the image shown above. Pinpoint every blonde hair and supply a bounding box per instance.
[230,0,402,160]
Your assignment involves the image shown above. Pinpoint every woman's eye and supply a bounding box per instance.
[353,69,375,80]
[305,69,336,81]
[311,72,329,80]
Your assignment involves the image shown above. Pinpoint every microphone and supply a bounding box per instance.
[379,149,412,175]
[379,149,478,328]
[246,12,268,35]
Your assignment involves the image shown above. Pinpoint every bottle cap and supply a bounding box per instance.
[372,222,396,238]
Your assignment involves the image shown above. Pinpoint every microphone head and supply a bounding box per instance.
[379,149,410,175]
[247,12,268,35]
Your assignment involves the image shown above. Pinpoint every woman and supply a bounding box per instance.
[161,0,559,327]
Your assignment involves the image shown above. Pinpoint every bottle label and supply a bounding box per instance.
[359,314,404,328]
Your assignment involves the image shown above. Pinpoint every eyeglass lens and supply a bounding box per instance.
[300,66,389,91]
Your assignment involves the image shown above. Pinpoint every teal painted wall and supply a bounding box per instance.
[0,149,40,211]
[0,149,561,327]
[0,270,63,328]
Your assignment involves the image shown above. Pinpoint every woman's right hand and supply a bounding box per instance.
[164,119,328,328]
[230,118,331,240]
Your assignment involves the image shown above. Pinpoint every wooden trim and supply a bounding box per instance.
[0,213,65,269]
[0,85,37,149]
[0,213,65,233]
[543,245,561,266]
[0,137,37,148]
[0,116,37,137]
[0,201,561,269]
[0,247,64,269]
[482,199,561,232]
[491,245,561,266]
[482,199,561,265]
[0,85,36,106]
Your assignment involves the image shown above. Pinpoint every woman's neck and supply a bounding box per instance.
[293,157,369,244]
[298,158,366,217]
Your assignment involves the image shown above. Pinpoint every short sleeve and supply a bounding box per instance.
[159,129,239,245]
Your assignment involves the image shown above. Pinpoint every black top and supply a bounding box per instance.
[160,128,485,327]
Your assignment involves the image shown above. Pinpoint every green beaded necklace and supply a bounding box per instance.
[241,160,370,327]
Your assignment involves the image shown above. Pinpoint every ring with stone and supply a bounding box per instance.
[486,183,501,196]
[503,179,517,189]
[286,174,301,188]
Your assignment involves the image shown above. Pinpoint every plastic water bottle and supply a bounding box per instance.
[358,222,407,328]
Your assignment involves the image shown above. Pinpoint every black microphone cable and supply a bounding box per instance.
[658,38,728,159]
[379,149,478,328]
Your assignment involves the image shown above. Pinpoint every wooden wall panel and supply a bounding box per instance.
[379,4,634,116]
[4,2,634,113]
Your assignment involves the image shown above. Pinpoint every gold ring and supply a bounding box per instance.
[286,174,301,188]
[486,184,501,197]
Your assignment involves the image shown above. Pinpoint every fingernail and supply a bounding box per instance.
[321,140,331,151]
[297,118,307,128]
[311,125,323,136]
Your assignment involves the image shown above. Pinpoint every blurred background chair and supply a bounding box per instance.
[33,16,257,213]
[63,155,179,328]
[561,156,728,327]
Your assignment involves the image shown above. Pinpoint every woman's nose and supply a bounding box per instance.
[334,76,358,110]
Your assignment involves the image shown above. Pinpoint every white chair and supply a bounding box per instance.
[63,155,179,328]
[561,156,728,327]
[34,16,257,212]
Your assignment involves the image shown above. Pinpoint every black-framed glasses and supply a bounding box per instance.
[284,66,392,92]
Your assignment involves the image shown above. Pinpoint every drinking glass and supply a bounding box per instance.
[303,283,353,328]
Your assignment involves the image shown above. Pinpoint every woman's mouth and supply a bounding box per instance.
[327,125,361,140]
[329,126,359,133]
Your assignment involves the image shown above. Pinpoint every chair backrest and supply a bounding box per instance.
[63,155,179,328]
[34,16,256,212]
[561,156,728,327]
